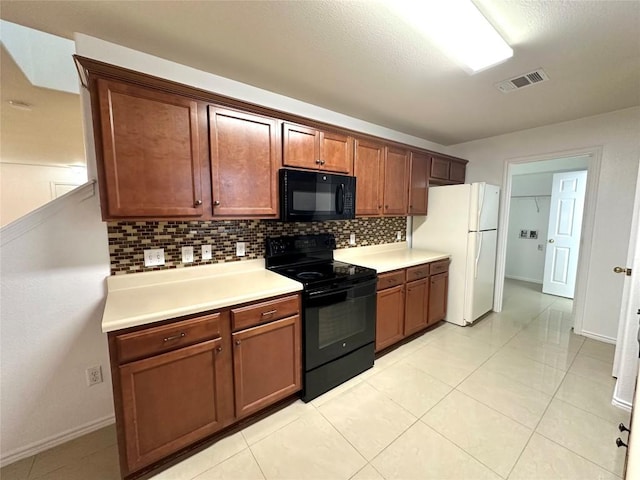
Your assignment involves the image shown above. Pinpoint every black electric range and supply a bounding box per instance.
[266,234,377,401]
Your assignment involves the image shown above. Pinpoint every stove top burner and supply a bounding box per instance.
[297,271,324,280]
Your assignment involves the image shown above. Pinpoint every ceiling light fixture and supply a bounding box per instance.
[383,0,513,74]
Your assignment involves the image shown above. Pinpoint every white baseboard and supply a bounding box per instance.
[504,275,542,284]
[581,330,617,344]
[612,395,633,412]
[0,414,115,468]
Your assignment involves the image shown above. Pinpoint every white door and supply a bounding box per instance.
[542,170,588,298]
[612,164,640,409]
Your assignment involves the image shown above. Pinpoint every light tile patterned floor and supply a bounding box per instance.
[2,280,629,479]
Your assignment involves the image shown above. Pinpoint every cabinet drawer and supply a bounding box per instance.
[116,313,221,364]
[231,295,300,331]
[377,270,405,291]
[406,264,430,282]
[430,259,450,275]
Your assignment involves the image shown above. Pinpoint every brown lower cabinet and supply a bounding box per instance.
[108,294,301,479]
[375,259,450,352]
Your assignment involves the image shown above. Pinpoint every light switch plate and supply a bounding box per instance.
[144,248,165,267]
[182,246,194,263]
[202,244,212,260]
[236,242,246,257]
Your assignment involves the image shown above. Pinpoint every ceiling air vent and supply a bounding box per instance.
[495,69,549,93]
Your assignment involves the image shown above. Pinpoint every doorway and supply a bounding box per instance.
[494,148,602,337]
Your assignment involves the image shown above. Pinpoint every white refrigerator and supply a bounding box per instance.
[412,183,500,326]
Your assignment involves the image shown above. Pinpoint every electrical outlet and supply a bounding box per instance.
[538,244,544,251]
[236,242,246,257]
[349,233,356,246]
[144,248,165,267]
[202,244,212,260]
[396,231,402,241]
[86,366,103,386]
[182,246,194,263]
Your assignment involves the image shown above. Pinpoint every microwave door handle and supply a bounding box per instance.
[336,183,345,214]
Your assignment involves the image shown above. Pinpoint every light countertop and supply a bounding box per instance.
[334,242,450,273]
[102,243,450,333]
[102,259,302,333]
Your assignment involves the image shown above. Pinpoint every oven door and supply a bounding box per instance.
[280,169,355,222]
[303,278,376,371]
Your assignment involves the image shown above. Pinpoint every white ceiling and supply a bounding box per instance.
[1,0,639,149]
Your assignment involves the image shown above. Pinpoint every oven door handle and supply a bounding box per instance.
[306,278,377,300]
[307,285,353,298]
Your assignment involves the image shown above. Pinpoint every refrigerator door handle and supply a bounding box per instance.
[475,231,483,279]
[477,184,485,231]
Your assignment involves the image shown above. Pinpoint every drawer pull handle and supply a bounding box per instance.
[163,332,186,342]
[261,310,277,317]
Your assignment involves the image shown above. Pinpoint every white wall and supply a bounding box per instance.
[449,106,640,341]
[0,187,112,465]
[0,163,87,227]
[505,175,551,283]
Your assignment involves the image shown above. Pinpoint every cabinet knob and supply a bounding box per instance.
[235,340,241,345]
[194,199,202,206]
[320,160,325,165]
[316,159,321,164]
[616,437,628,448]
[385,205,389,209]
[619,423,631,433]
[378,205,382,209]
[216,346,223,353]
[213,200,220,206]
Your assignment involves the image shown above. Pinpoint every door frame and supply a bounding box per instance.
[494,146,602,337]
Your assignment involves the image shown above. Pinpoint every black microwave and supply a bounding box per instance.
[280,168,356,222]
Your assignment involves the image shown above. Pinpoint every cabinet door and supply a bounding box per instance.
[232,315,301,418]
[383,147,409,215]
[282,123,320,170]
[428,272,449,325]
[354,139,385,216]
[430,156,450,181]
[320,131,353,174]
[209,107,279,217]
[408,152,429,215]
[404,278,429,336]
[96,79,203,218]
[119,338,232,473]
[450,161,467,184]
[376,285,405,352]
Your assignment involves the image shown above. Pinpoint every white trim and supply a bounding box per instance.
[504,274,542,284]
[581,330,617,344]
[494,146,602,335]
[0,414,115,467]
[0,180,96,247]
[612,396,633,412]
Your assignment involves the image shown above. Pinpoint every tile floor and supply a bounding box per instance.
[2,280,630,480]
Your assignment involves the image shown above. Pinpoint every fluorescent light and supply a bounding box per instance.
[383,0,513,73]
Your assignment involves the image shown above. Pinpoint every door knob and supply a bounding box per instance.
[613,266,632,276]
[548,239,554,243]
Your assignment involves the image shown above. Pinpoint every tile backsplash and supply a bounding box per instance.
[108,217,407,275]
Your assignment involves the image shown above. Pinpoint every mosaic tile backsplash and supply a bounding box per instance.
[108,217,407,275]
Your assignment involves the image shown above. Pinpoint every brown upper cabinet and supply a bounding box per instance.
[354,139,409,216]
[208,107,280,218]
[96,78,205,219]
[282,122,353,174]
[408,152,430,215]
[430,155,467,185]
